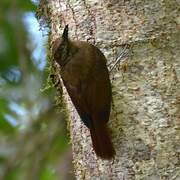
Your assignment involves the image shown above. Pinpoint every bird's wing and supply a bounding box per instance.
[86,65,112,124]
[63,80,92,128]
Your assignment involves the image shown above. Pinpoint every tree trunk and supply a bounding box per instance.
[48,0,179,179]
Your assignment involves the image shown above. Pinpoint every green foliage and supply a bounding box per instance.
[0,0,36,12]
[0,0,73,179]
[0,0,36,72]
[40,166,58,180]
[0,114,15,134]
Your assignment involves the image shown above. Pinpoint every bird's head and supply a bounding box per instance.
[52,25,69,66]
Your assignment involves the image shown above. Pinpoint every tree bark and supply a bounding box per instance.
[48,0,180,179]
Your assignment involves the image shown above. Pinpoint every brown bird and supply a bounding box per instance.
[52,25,115,159]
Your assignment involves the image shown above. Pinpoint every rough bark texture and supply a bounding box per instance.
[49,0,180,179]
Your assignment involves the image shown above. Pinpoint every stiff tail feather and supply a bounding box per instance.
[89,121,115,159]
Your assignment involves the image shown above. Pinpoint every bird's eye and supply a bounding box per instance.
[58,46,63,52]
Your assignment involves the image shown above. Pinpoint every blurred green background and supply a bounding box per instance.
[0,0,74,179]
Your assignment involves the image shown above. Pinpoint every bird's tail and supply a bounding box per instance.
[89,120,115,159]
